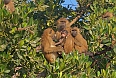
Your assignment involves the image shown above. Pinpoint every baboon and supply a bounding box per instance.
[55,17,80,54]
[56,17,79,40]
[4,0,15,13]
[71,27,88,53]
[63,33,74,54]
[102,12,113,18]
[4,0,10,4]
[41,28,64,63]
[56,18,70,40]
[55,30,69,55]
[55,30,68,46]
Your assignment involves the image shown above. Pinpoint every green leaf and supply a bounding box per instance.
[30,41,36,47]
[89,30,93,35]
[59,61,65,71]
[59,71,62,78]
[112,27,116,32]
[17,52,23,59]
[0,44,7,51]
[83,25,90,30]
[101,69,106,77]
[9,27,17,34]
[112,71,116,78]
[18,40,25,47]
[101,39,110,44]
[22,22,28,27]
[113,45,116,53]
[97,71,100,77]
[80,73,86,78]
[4,70,10,73]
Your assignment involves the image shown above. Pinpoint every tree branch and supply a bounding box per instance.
[16,27,34,34]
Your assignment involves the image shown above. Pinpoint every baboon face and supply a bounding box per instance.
[61,30,68,38]
[57,21,66,31]
[71,27,80,37]
[4,0,10,4]
[57,18,69,31]
[71,29,77,37]
[4,0,15,13]
[43,28,55,39]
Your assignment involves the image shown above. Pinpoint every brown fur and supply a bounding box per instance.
[57,18,70,27]
[4,0,10,4]
[4,0,15,13]
[55,30,68,46]
[102,12,113,18]
[71,27,88,53]
[56,18,74,54]
[41,28,63,63]
[56,18,70,39]
[63,33,74,54]
[111,34,116,47]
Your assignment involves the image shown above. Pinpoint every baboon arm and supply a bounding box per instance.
[75,39,88,49]
[44,47,63,53]
[74,40,82,47]
[56,31,61,40]
[70,16,80,26]
[55,39,64,46]
[74,45,87,53]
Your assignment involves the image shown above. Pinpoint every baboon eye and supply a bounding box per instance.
[72,30,76,31]
[60,21,66,23]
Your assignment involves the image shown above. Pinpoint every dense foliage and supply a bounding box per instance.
[0,0,116,78]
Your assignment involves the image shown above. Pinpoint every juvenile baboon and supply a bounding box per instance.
[41,28,64,63]
[71,27,88,53]
[55,30,68,46]
[4,0,15,13]
[55,30,69,55]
